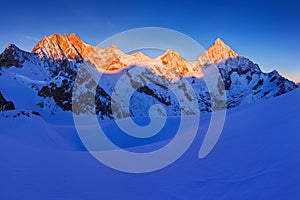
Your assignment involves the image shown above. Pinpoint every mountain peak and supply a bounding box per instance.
[4,44,21,52]
[160,49,183,61]
[0,44,33,68]
[32,33,81,61]
[102,45,124,57]
[158,49,192,75]
[131,51,148,58]
[162,49,180,56]
[214,37,226,45]
[198,38,239,64]
[104,45,121,51]
[32,33,101,61]
[68,33,80,39]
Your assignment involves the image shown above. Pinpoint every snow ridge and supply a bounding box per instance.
[0,34,298,118]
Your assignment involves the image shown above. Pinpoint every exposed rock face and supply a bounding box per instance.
[0,44,24,68]
[32,33,83,61]
[198,38,239,65]
[38,79,73,111]
[90,45,125,72]
[0,44,40,69]
[0,92,15,111]
[68,33,102,60]
[159,49,195,76]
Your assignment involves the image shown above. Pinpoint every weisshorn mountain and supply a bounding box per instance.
[0,34,297,118]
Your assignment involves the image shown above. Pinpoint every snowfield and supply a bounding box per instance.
[0,88,299,200]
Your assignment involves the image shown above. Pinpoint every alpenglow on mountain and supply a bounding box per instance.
[0,33,297,118]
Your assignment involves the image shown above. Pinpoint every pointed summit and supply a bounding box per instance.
[159,49,192,75]
[32,33,83,61]
[131,51,149,59]
[214,38,226,45]
[32,33,102,62]
[160,49,183,64]
[0,44,36,68]
[4,44,21,52]
[0,44,23,68]
[198,38,239,64]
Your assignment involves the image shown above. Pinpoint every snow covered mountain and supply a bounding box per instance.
[0,34,299,199]
[0,34,297,118]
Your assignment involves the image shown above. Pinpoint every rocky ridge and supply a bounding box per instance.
[0,34,297,119]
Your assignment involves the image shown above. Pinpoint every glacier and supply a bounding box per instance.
[0,88,299,199]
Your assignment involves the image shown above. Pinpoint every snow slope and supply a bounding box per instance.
[0,88,299,200]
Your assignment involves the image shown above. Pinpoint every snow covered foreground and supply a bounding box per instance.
[0,89,300,200]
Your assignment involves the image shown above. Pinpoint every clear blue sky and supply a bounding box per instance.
[1,0,299,82]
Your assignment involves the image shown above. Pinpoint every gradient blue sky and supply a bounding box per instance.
[1,0,299,82]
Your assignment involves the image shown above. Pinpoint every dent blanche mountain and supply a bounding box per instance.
[0,33,297,118]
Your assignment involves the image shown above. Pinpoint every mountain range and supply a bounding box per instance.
[0,34,297,119]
